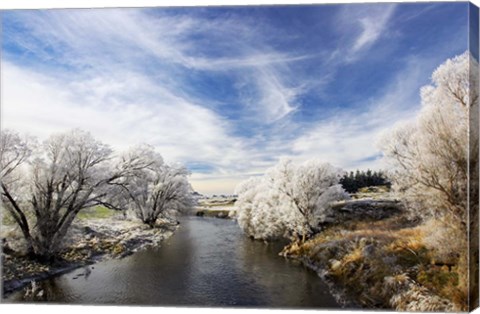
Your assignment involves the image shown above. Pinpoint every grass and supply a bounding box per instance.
[2,209,16,226]
[281,213,464,311]
[2,206,116,225]
[76,206,117,220]
[198,199,236,208]
[351,185,393,200]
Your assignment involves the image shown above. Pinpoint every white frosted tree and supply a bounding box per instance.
[0,130,34,179]
[105,145,195,227]
[234,158,348,241]
[380,52,477,227]
[0,130,36,254]
[270,159,348,240]
[0,129,153,260]
[235,176,296,240]
[234,177,261,238]
[379,52,478,295]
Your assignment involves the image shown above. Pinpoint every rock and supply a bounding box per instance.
[112,243,126,256]
[359,237,368,247]
[382,255,397,265]
[312,250,327,262]
[83,226,98,235]
[216,212,228,219]
[362,244,376,258]
[329,259,342,272]
[322,216,336,224]
[2,239,15,255]
[339,206,354,213]
[312,243,340,262]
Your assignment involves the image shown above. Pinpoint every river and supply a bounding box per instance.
[7,216,340,308]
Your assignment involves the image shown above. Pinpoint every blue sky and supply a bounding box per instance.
[1,3,471,194]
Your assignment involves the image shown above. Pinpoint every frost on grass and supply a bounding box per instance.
[281,215,461,311]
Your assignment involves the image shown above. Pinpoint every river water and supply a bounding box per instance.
[7,216,340,308]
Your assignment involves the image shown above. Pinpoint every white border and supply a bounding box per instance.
[0,1,478,314]
[0,0,478,10]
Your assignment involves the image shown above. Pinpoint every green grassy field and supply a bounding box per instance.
[2,206,117,226]
[2,209,16,226]
[75,206,117,220]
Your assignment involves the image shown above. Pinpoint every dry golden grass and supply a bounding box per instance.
[342,246,363,265]
[282,214,466,311]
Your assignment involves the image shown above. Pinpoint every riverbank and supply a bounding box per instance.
[194,196,236,219]
[2,216,178,297]
[4,216,342,307]
[195,209,234,219]
[280,200,464,311]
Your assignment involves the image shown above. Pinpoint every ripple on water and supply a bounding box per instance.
[7,216,340,309]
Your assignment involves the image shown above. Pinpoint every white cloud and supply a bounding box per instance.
[246,68,301,123]
[2,6,458,195]
[351,5,396,53]
[331,4,397,63]
[10,10,196,68]
[290,55,432,171]
[1,60,299,194]
[5,9,308,126]
[1,61,247,169]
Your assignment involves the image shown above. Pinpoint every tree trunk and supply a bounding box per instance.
[1,184,37,257]
[144,218,156,228]
[25,238,36,259]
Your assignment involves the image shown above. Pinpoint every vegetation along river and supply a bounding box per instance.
[6,216,340,308]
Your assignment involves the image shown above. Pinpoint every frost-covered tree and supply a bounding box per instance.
[0,129,151,260]
[234,159,348,241]
[235,176,298,240]
[0,130,36,254]
[380,52,478,297]
[380,52,478,227]
[0,130,34,179]
[270,159,348,239]
[105,145,195,227]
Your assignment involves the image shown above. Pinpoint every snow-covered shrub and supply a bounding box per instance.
[234,158,348,240]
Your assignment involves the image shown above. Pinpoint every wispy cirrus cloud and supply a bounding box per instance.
[326,3,397,64]
[290,54,449,171]
[2,62,243,164]
[4,12,291,122]
[1,4,469,194]
[351,5,397,53]
[2,8,306,193]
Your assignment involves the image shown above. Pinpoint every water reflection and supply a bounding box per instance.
[7,217,339,308]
